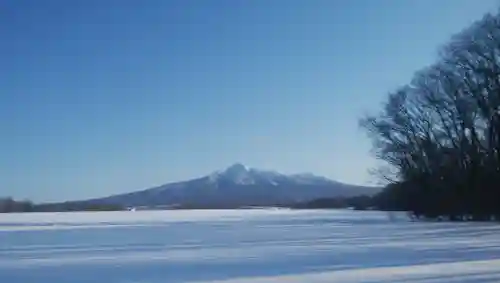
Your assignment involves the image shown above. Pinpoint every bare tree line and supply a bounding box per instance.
[0,197,123,213]
[361,9,500,221]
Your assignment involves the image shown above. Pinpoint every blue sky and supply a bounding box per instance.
[1,0,498,202]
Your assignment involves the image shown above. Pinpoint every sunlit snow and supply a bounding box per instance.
[1,209,499,282]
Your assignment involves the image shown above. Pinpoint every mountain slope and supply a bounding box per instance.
[89,163,380,208]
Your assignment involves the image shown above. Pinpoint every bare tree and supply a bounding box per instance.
[361,9,500,221]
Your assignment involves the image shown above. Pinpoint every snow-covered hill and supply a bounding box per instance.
[207,163,335,186]
[89,163,380,207]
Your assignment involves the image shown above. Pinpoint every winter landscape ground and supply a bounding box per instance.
[1,209,500,282]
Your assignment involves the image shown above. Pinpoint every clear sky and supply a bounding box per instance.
[1,0,498,202]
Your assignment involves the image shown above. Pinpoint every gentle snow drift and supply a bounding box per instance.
[1,209,499,282]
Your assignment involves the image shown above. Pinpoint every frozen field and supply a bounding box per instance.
[1,209,500,283]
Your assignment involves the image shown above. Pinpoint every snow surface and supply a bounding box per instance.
[1,209,500,282]
[208,163,334,186]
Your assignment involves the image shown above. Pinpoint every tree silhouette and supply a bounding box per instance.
[360,9,500,221]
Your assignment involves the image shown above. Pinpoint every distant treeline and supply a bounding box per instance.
[359,9,500,221]
[292,196,375,210]
[0,197,124,213]
[290,191,410,211]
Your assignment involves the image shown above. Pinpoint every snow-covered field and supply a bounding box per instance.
[1,209,500,282]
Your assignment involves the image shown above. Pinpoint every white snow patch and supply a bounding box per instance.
[206,163,334,186]
[201,259,500,283]
[1,210,499,283]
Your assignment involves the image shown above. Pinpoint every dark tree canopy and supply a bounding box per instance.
[360,9,500,221]
[0,197,124,213]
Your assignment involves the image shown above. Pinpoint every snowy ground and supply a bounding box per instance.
[1,209,499,282]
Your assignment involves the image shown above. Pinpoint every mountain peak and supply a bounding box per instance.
[210,163,254,185]
[224,163,249,173]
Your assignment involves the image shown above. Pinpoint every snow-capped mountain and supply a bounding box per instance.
[208,163,337,186]
[87,163,380,208]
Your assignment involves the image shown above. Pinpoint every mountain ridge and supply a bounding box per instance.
[86,163,380,208]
